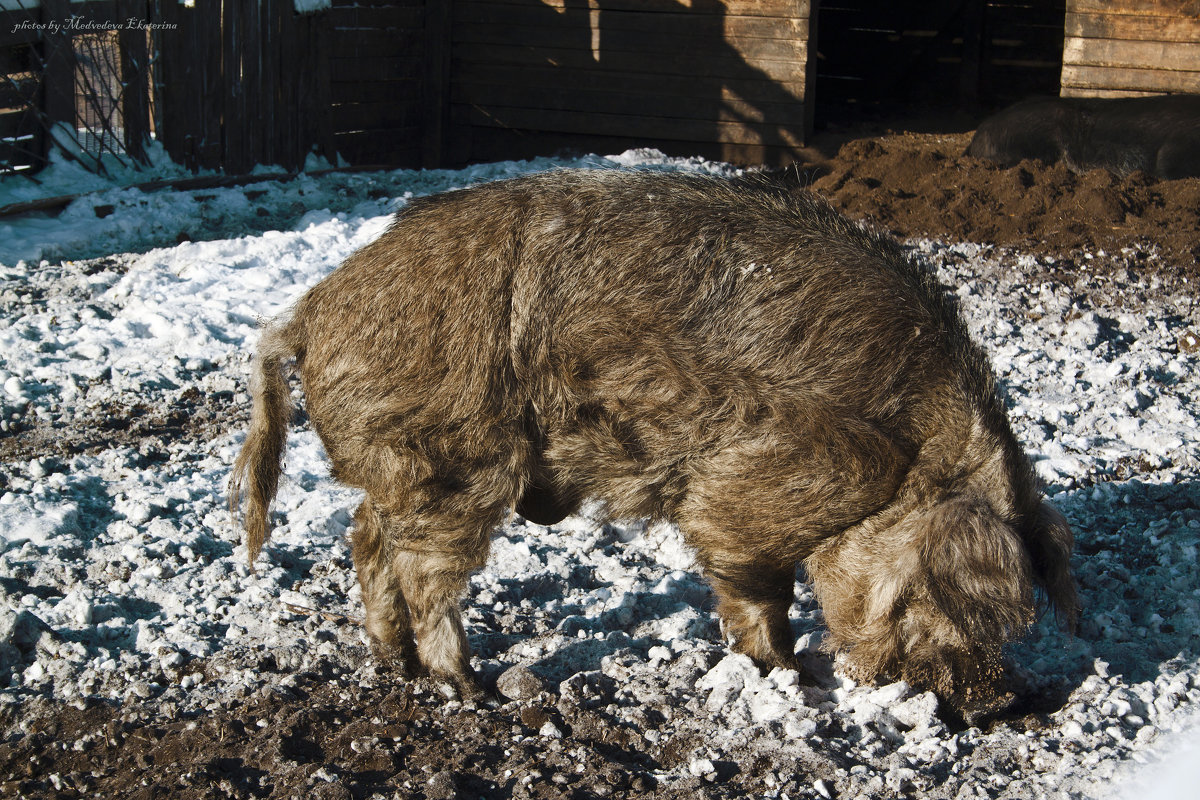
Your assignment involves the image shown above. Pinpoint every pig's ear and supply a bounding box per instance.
[918,495,1035,642]
[1026,501,1079,632]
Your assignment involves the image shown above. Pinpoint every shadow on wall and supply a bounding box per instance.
[451,0,813,166]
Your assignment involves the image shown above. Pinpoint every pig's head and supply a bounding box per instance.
[809,481,1077,724]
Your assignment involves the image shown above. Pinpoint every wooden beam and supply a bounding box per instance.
[459,0,812,18]
[118,0,150,164]
[423,0,452,168]
[1069,0,1200,16]
[1066,9,1200,43]
[453,4,811,39]
[460,103,807,149]
[1061,63,1200,94]
[1063,37,1200,71]
[450,42,809,83]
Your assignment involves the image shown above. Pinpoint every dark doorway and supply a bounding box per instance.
[814,0,1066,130]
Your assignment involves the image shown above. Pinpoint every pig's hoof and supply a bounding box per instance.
[955,690,1017,727]
[430,667,485,703]
[368,636,421,678]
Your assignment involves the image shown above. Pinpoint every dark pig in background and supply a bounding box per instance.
[966,94,1200,180]
[229,170,1078,723]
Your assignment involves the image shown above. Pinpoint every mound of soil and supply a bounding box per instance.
[808,131,1200,283]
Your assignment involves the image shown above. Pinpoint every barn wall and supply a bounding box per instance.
[447,0,815,167]
[327,0,441,167]
[1062,0,1200,97]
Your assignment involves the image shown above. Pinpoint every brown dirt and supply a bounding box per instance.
[805,131,1200,286]
[3,126,1198,800]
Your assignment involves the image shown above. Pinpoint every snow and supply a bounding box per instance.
[1,149,1199,798]
[293,0,331,12]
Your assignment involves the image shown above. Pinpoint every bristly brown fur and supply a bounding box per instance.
[228,169,1078,718]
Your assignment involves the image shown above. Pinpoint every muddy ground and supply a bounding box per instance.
[1,127,1198,800]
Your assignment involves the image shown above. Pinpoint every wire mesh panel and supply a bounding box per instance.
[0,1,155,177]
[72,31,126,160]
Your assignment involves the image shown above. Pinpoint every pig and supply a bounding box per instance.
[965,94,1200,180]
[229,169,1077,722]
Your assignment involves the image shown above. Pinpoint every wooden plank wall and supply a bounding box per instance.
[1062,0,1200,97]
[448,0,815,167]
[980,0,1068,101]
[327,0,430,167]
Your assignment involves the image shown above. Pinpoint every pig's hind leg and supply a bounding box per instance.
[350,497,420,667]
[372,495,506,697]
[334,413,531,694]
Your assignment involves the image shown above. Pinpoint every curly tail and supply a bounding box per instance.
[229,321,297,570]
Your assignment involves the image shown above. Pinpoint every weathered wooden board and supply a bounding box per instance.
[453,5,810,39]
[1066,10,1200,43]
[447,0,815,165]
[331,51,425,82]
[451,42,807,82]
[330,27,424,53]
[328,4,423,29]
[331,78,424,105]
[1064,37,1200,71]
[1063,0,1200,96]
[331,101,422,132]
[1070,0,1200,15]
[453,79,806,125]
[454,63,806,102]
[1062,64,1200,93]
[454,22,809,59]
[333,128,422,166]
[463,105,807,148]
[464,0,812,17]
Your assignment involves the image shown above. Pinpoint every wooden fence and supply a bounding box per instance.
[0,8,41,173]
[1062,0,1200,97]
[155,0,334,173]
[149,0,447,172]
[4,0,815,174]
[0,0,439,175]
[7,0,1198,178]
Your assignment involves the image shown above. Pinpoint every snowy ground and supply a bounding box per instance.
[1,151,1198,799]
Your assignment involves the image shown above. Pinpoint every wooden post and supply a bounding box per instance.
[221,0,242,172]
[803,1,818,144]
[153,0,182,164]
[423,0,452,168]
[275,0,294,169]
[41,0,75,157]
[960,0,985,109]
[119,0,151,163]
[305,6,334,167]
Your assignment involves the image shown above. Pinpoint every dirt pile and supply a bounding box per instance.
[810,132,1200,280]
